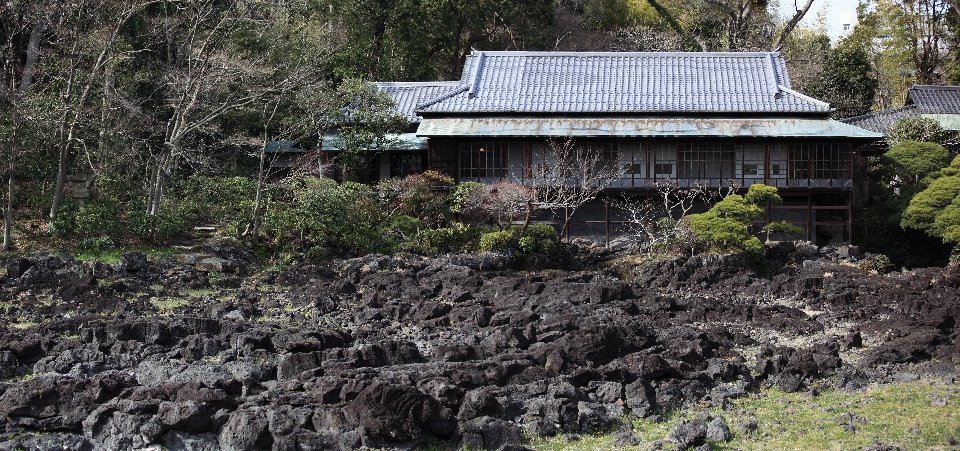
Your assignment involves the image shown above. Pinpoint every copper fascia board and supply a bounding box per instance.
[416,117,884,139]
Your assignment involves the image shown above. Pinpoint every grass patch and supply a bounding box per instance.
[149,297,189,314]
[10,320,36,330]
[0,370,34,384]
[524,381,959,451]
[73,245,183,264]
[722,381,960,451]
[184,288,219,298]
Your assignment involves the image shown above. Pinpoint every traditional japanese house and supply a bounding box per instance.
[366,81,462,178]
[413,50,882,244]
[304,81,460,180]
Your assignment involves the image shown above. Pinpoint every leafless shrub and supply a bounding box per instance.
[615,179,737,256]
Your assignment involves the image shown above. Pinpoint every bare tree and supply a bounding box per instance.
[461,181,535,230]
[0,3,48,250]
[47,0,157,228]
[520,138,627,238]
[143,0,322,215]
[772,0,816,51]
[615,179,734,255]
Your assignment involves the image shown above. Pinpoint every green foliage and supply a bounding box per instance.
[126,202,190,243]
[858,253,892,273]
[258,177,400,259]
[853,200,950,268]
[688,185,778,256]
[172,175,257,236]
[449,182,483,215]
[882,141,951,183]
[901,156,960,244]
[578,0,633,30]
[50,198,122,240]
[329,0,556,81]
[805,46,878,119]
[325,79,408,182]
[410,224,478,255]
[743,184,783,207]
[761,221,805,240]
[479,230,518,253]
[77,235,116,255]
[886,118,947,147]
[477,224,560,256]
[379,171,455,228]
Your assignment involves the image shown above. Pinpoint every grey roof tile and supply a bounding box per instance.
[418,51,831,115]
[907,85,960,113]
[375,81,462,123]
[839,106,919,134]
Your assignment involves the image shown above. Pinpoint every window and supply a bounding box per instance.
[677,142,734,179]
[738,143,764,179]
[655,163,673,175]
[788,142,852,179]
[459,141,508,179]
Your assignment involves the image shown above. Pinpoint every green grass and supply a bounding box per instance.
[525,380,960,451]
[73,245,182,263]
[148,297,189,314]
[184,288,219,298]
[722,382,960,451]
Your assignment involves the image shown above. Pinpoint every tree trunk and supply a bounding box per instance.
[3,170,12,252]
[771,0,815,51]
[251,141,269,244]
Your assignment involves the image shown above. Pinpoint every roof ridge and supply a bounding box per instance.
[416,85,470,110]
[839,105,917,123]
[376,81,461,87]
[778,85,830,109]
[469,50,782,58]
[910,84,960,90]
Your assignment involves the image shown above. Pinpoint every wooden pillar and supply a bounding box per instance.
[807,192,812,242]
[847,192,853,245]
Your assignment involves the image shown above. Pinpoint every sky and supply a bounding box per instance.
[777,0,863,44]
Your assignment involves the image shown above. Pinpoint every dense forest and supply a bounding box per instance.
[1,0,959,266]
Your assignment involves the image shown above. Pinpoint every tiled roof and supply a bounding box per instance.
[417,51,832,115]
[907,85,960,113]
[839,106,919,134]
[375,82,462,123]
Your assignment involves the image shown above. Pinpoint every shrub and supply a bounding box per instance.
[479,229,518,253]
[78,235,116,254]
[379,171,455,229]
[50,198,123,241]
[418,223,483,253]
[886,117,946,147]
[449,181,483,215]
[761,221,805,241]
[881,140,951,185]
[461,181,534,229]
[126,203,190,243]
[173,175,257,226]
[259,177,393,259]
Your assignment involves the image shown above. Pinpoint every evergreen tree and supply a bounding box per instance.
[805,46,878,119]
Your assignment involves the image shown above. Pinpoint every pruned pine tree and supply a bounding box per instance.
[615,179,725,255]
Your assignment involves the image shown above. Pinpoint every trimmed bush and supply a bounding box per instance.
[479,230,518,253]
